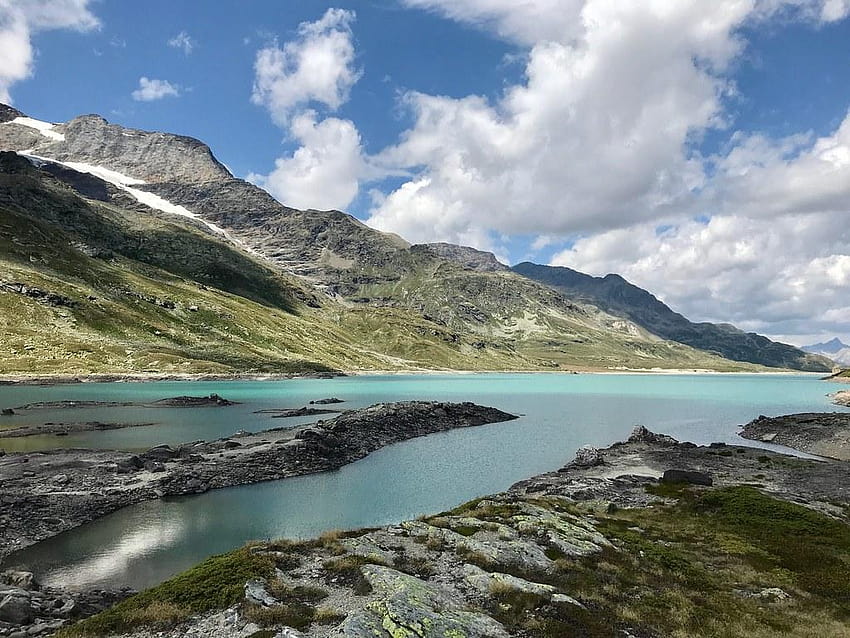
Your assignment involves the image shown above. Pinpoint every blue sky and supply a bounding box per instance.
[3,0,850,344]
[16,1,520,190]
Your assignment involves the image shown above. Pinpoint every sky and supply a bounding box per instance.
[2,0,850,347]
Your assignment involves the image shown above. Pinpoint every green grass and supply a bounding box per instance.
[57,548,275,636]
[688,486,850,607]
[568,486,850,637]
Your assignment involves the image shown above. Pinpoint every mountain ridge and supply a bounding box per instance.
[803,338,850,366]
[511,262,831,372]
[0,105,822,373]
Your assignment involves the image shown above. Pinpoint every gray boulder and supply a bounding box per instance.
[244,579,277,607]
[0,591,34,625]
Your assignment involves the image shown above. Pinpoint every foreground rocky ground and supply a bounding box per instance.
[10,423,846,638]
[0,402,517,562]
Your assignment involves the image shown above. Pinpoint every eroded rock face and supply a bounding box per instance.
[0,113,231,185]
[421,243,510,273]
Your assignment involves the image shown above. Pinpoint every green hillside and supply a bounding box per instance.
[0,152,759,375]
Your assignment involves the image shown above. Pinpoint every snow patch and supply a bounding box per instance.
[59,160,146,186]
[17,152,229,237]
[10,117,65,141]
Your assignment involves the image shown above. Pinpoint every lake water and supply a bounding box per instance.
[1,373,846,591]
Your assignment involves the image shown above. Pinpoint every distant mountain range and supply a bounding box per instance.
[512,262,830,372]
[802,338,850,366]
[0,104,831,374]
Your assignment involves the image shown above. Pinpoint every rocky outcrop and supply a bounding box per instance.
[420,243,509,273]
[739,412,850,460]
[66,424,850,638]
[0,402,517,560]
[8,395,237,412]
[0,105,24,124]
[515,424,850,513]
[0,570,131,636]
[0,421,156,438]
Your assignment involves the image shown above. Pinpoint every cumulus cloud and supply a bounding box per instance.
[168,30,196,55]
[0,0,99,103]
[551,211,850,342]
[367,1,748,244]
[250,9,377,212]
[131,77,181,101]
[358,0,850,342]
[248,111,366,211]
[251,8,360,126]
[547,108,850,342]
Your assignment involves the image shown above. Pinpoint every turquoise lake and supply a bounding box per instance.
[1,373,846,591]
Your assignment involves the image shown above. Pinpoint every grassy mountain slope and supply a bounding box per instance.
[0,152,760,374]
[513,262,832,372]
[0,109,783,373]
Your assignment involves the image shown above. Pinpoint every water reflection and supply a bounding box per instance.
[41,516,188,589]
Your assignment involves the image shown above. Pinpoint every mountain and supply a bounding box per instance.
[0,107,790,374]
[803,338,850,366]
[422,243,510,273]
[512,262,832,372]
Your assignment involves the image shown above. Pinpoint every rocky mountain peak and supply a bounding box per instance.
[0,106,231,185]
[421,242,509,272]
[50,115,232,185]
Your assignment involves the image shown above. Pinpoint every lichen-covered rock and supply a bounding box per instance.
[462,564,583,608]
[340,535,395,565]
[337,565,508,638]
[510,502,611,557]
[402,519,553,573]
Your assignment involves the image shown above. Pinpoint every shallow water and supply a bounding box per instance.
[1,373,845,590]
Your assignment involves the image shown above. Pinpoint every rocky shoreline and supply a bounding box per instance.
[739,412,850,461]
[0,402,517,562]
[0,421,156,439]
[0,372,344,387]
[29,422,850,638]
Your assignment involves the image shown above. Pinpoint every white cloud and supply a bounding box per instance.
[551,211,850,342]
[250,9,378,212]
[0,0,99,103]
[168,30,196,55]
[401,0,584,45]
[368,1,748,243]
[248,111,366,211]
[251,8,360,126]
[359,0,850,341]
[131,77,180,101]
